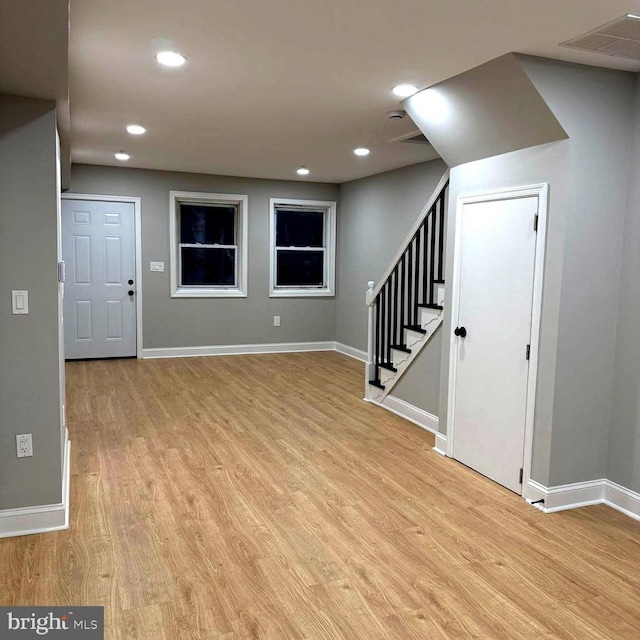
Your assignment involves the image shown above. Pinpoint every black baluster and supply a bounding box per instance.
[438,191,446,282]
[386,280,393,364]
[429,205,437,305]
[392,266,399,356]
[399,253,406,348]
[375,293,381,370]
[407,242,413,330]
[422,220,429,305]
[413,233,420,326]
[381,283,385,366]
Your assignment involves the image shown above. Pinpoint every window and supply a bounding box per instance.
[170,191,248,297]
[269,198,336,297]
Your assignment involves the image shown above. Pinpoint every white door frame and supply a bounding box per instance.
[61,193,143,359]
[446,183,548,497]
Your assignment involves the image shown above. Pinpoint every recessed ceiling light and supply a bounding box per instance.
[156,51,186,67]
[126,124,146,135]
[296,167,310,176]
[115,152,130,161]
[354,147,370,156]
[393,84,418,98]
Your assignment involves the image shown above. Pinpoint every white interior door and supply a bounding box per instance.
[451,193,539,493]
[62,199,137,359]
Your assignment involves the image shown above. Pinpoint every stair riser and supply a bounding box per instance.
[369,307,444,400]
[391,348,412,366]
[420,307,441,326]
[380,351,416,384]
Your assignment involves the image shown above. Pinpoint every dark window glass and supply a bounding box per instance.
[276,250,324,286]
[181,248,235,286]
[276,210,324,247]
[180,205,236,245]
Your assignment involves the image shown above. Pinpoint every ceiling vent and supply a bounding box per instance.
[561,14,640,61]
[400,133,430,145]
[389,131,431,145]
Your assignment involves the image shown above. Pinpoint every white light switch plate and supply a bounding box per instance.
[12,290,29,314]
[150,261,165,272]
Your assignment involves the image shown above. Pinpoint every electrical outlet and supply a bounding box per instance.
[16,434,33,458]
[273,315,281,327]
[150,261,165,272]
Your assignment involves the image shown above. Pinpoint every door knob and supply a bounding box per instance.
[128,279,134,285]
[128,290,134,296]
[454,326,467,338]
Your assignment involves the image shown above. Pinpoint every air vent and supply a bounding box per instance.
[561,14,640,61]
[400,133,430,145]
[389,131,432,146]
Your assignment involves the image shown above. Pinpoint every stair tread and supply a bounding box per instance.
[369,379,385,390]
[419,303,444,310]
[404,324,427,334]
[390,344,411,353]
[378,362,398,372]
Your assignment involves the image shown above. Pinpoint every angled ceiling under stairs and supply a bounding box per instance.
[403,53,569,168]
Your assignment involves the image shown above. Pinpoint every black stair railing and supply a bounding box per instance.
[366,173,449,390]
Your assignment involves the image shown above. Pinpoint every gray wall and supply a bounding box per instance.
[336,160,447,416]
[525,57,633,487]
[0,96,63,509]
[608,76,640,494]
[70,165,339,349]
[393,327,442,416]
[439,57,634,487]
[336,160,447,351]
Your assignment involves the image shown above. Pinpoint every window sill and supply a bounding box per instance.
[172,288,247,299]
[270,288,334,298]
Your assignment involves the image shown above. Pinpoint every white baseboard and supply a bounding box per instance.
[604,480,640,521]
[369,394,439,435]
[525,479,548,505]
[526,477,640,521]
[526,478,605,513]
[335,342,368,362]
[142,341,336,359]
[143,340,368,362]
[433,432,447,456]
[0,437,70,539]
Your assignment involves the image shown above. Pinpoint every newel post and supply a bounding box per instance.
[365,280,376,398]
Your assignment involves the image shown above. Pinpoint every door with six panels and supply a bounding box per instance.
[62,199,137,359]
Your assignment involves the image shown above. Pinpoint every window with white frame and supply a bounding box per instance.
[170,191,248,297]
[269,198,336,297]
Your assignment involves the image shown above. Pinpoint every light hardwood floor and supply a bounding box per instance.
[1,352,640,639]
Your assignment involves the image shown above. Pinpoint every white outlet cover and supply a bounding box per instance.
[150,261,165,272]
[16,433,33,458]
[274,315,281,326]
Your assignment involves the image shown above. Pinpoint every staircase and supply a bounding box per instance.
[365,171,449,402]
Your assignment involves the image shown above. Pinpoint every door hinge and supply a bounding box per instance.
[519,468,524,484]
[526,344,531,360]
[57,261,66,283]
[533,214,539,232]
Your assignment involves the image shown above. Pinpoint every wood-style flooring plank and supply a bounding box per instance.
[1,351,639,639]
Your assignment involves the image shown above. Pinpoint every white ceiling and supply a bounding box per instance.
[0,0,68,103]
[1,0,71,185]
[69,0,640,184]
